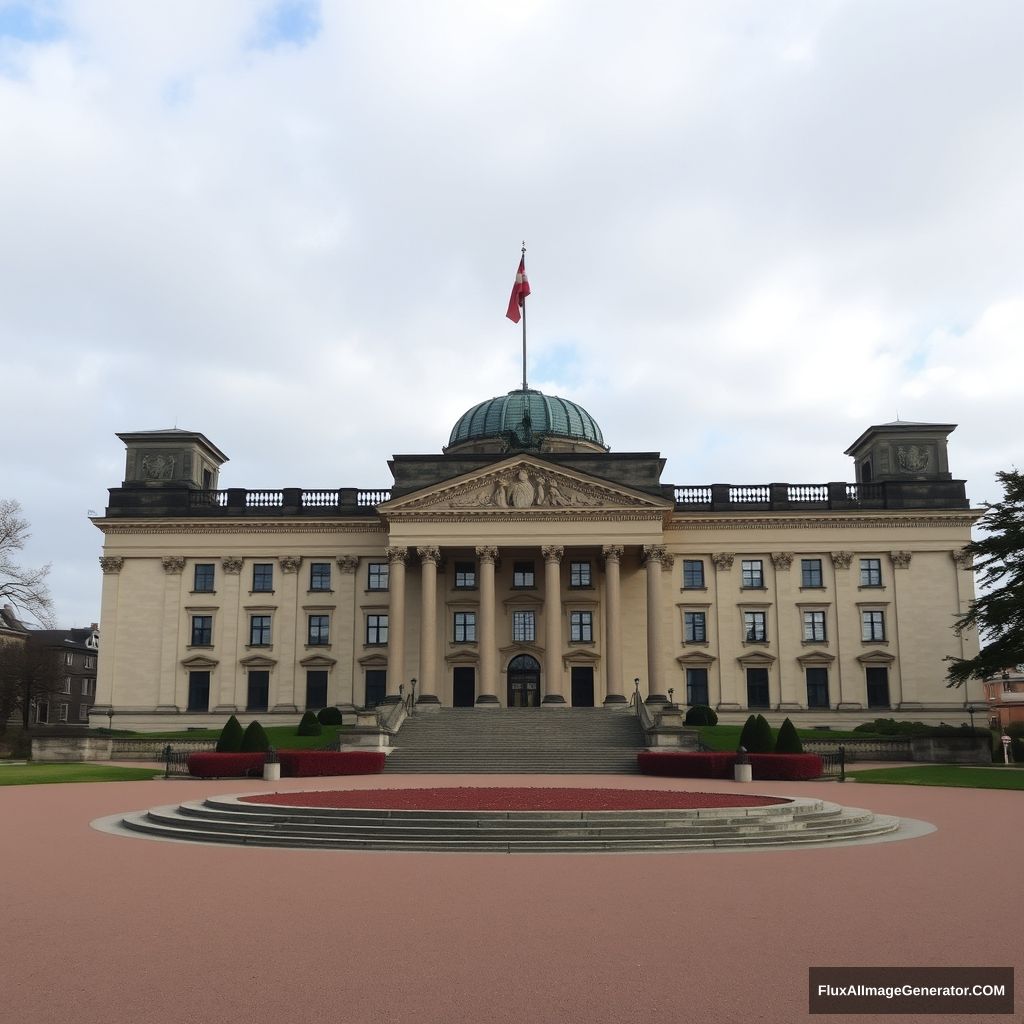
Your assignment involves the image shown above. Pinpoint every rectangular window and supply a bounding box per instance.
[366,614,389,645]
[368,562,389,591]
[746,668,770,708]
[684,611,706,643]
[249,614,272,646]
[570,561,592,588]
[570,611,593,643]
[309,562,332,591]
[802,611,826,642]
[453,611,476,643]
[81,678,93,696]
[454,561,476,589]
[513,561,535,588]
[743,611,767,642]
[305,670,328,711]
[861,610,885,642]
[682,560,705,588]
[64,652,73,666]
[58,703,69,722]
[512,610,536,642]
[307,614,330,645]
[801,558,823,588]
[252,563,274,592]
[246,670,269,712]
[62,676,72,694]
[686,668,709,706]
[741,559,764,588]
[866,666,891,708]
[78,705,89,722]
[187,671,210,712]
[860,558,882,587]
[191,615,213,646]
[35,700,49,724]
[193,563,215,592]
[806,667,829,708]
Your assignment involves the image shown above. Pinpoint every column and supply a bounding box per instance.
[643,545,668,703]
[602,545,625,704]
[272,555,301,712]
[216,556,243,712]
[335,555,360,709]
[475,546,499,705]
[416,546,441,704]
[542,545,566,705]
[157,556,185,712]
[384,546,407,703]
[95,557,124,713]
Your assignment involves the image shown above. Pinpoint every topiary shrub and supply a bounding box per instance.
[240,720,270,752]
[317,706,343,726]
[297,710,322,736]
[216,715,244,753]
[738,714,759,751]
[774,717,803,754]
[747,714,774,753]
[684,704,718,726]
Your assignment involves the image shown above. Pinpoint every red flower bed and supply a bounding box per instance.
[187,750,386,779]
[638,751,824,781]
[242,787,789,811]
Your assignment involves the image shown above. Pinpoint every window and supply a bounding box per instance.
[682,560,705,588]
[366,614,388,645]
[686,668,709,706]
[252,563,274,592]
[81,678,94,696]
[866,666,891,708]
[246,670,269,712]
[806,667,829,708]
[453,612,476,643]
[58,703,69,722]
[368,562,389,591]
[746,668,770,708]
[194,563,215,592]
[570,561,592,588]
[454,561,476,589]
[84,656,96,669]
[570,610,593,643]
[305,670,328,711]
[309,562,331,591]
[62,676,72,694]
[307,614,330,646]
[78,705,89,722]
[191,615,213,646]
[802,611,826,642]
[743,611,767,642]
[35,700,49,724]
[513,561,535,588]
[684,611,706,643]
[861,610,885,642]
[801,559,823,588]
[249,615,272,646]
[187,671,210,712]
[860,558,882,587]
[741,559,764,588]
[64,652,73,666]
[512,610,536,642]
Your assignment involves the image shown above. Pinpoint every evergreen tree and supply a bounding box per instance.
[240,719,270,752]
[216,714,244,752]
[947,471,1024,685]
[774,717,803,753]
[750,714,774,753]
[297,710,322,736]
[738,714,758,750]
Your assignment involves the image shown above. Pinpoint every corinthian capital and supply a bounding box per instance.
[475,545,499,564]
[541,545,565,563]
[386,546,407,565]
[417,545,441,565]
[99,556,124,575]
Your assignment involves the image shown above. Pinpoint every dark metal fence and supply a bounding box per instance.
[160,746,193,778]
[817,747,847,781]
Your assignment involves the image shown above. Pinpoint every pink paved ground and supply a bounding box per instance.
[3,771,1020,1024]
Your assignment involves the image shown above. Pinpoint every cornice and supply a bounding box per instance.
[95,521,386,536]
[665,512,978,531]
[384,509,666,524]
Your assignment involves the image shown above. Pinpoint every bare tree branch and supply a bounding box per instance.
[0,498,55,628]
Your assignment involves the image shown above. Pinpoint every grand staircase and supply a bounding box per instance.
[381,707,648,774]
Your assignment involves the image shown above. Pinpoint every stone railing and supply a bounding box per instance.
[671,480,968,512]
[802,738,911,761]
[110,738,218,760]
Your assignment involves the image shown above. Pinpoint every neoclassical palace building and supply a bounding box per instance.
[92,390,980,730]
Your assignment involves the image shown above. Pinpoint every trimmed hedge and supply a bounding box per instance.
[684,704,719,726]
[638,751,823,781]
[216,715,244,753]
[187,749,386,779]
[297,711,322,737]
[317,706,344,726]
[240,720,270,753]
[774,717,803,754]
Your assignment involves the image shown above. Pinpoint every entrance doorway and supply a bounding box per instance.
[571,667,595,707]
[365,669,386,708]
[453,667,476,707]
[507,654,541,707]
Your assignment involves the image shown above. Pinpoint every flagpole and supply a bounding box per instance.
[521,242,528,391]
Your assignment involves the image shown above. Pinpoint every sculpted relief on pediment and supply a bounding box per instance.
[399,465,655,513]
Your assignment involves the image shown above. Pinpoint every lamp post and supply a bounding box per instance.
[967,705,976,733]
[668,687,675,707]
[106,708,114,733]
[410,677,417,712]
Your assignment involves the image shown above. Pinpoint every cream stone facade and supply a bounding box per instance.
[91,399,981,731]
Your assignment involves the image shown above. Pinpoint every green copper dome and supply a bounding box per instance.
[446,389,607,454]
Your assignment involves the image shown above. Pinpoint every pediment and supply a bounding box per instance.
[181,654,219,669]
[380,456,671,518]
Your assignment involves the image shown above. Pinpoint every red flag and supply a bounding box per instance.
[506,256,530,323]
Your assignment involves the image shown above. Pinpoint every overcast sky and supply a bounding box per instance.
[2,0,1022,628]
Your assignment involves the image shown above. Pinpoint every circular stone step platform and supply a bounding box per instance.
[106,787,909,854]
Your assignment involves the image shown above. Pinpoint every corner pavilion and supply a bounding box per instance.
[91,388,980,730]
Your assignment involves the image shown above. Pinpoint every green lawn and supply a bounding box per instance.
[694,724,885,751]
[0,764,161,786]
[849,765,1024,790]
